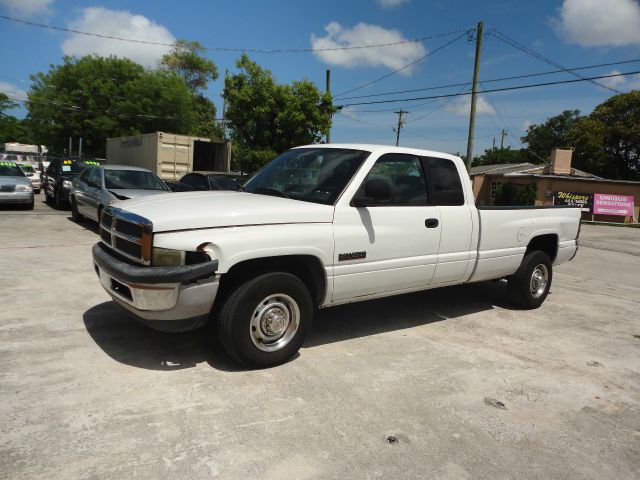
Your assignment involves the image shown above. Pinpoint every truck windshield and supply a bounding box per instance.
[104,170,169,190]
[244,148,370,205]
[0,162,25,176]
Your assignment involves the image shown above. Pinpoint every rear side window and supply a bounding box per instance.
[182,174,208,189]
[355,153,428,206]
[422,157,465,206]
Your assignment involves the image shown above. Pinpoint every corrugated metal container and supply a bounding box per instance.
[106,132,230,181]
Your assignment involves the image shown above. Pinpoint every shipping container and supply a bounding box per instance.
[106,132,230,181]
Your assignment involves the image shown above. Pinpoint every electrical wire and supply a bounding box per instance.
[334,30,470,98]
[0,14,467,54]
[335,58,640,101]
[337,70,640,107]
[488,28,622,94]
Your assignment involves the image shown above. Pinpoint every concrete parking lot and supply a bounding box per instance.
[1,197,639,479]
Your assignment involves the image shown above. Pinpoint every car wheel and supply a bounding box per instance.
[507,250,553,309]
[217,272,313,368]
[54,189,65,210]
[71,196,83,221]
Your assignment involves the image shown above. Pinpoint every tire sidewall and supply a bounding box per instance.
[221,272,313,367]
[512,250,553,309]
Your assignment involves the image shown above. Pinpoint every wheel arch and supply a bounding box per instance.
[218,255,327,307]
[526,234,558,262]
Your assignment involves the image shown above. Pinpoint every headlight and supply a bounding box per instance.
[15,184,33,192]
[152,247,185,266]
[62,180,72,189]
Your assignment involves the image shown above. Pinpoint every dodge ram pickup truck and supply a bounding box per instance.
[92,144,581,367]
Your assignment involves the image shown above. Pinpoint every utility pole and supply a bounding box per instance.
[500,129,508,149]
[492,137,496,150]
[465,21,484,170]
[221,69,228,139]
[326,69,331,144]
[393,109,408,146]
[68,137,72,156]
[79,137,83,159]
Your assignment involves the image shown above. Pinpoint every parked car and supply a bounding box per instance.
[16,162,41,193]
[166,172,245,192]
[42,158,86,209]
[91,144,581,368]
[70,164,171,223]
[0,160,34,209]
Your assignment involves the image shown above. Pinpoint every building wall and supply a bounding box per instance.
[472,173,639,223]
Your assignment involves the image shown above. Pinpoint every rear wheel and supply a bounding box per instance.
[507,250,552,309]
[217,272,313,368]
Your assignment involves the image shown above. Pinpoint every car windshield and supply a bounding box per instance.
[60,161,84,174]
[0,162,25,176]
[208,175,244,191]
[104,169,169,190]
[244,148,370,205]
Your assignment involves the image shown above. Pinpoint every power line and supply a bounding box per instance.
[334,30,470,98]
[0,14,467,54]
[488,28,622,94]
[337,58,640,101]
[338,70,640,107]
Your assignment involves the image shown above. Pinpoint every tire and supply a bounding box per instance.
[217,272,313,368]
[54,189,65,210]
[507,250,553,309]
[71,196,83,221]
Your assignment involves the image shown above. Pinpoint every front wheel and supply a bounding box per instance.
[507,250,552,309]
[71,197,83,221]
[217,272,313,368]
[54,189,65,210]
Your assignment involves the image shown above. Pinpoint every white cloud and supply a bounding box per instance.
[311,22,427,74]
[0,81,27,99]
[627,73,640,89]
[376,0,410,8]
[0,0,53,17]
[554,0,640,47]
[444,96,495,117]
[61,7,176,68]
[600,69,627,89]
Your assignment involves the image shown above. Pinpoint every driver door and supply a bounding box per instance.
[332,153,442,303]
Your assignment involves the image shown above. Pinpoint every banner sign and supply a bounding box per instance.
[553,191,593,212]
[593,193,635,216]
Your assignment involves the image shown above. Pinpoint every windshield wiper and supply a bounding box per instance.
[250,187,291,199]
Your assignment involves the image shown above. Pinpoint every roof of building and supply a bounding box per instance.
[469,163,537,175]
[470,162,602,179]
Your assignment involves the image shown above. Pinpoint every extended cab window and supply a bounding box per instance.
[422,157,465,206]
[354,153,428,206]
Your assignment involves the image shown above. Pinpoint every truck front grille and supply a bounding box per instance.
[99,206,152,265]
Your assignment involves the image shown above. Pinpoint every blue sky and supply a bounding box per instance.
[1,0,639,156]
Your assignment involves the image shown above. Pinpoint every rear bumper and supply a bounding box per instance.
[92,243,219,332]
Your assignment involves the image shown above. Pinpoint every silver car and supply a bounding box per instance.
[70,165,170,222]
[0,160,34,209]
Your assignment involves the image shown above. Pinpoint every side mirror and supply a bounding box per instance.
[352,179,391,207]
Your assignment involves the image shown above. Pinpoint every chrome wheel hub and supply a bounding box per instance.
[530,264,549,299]
[250,294,300,352]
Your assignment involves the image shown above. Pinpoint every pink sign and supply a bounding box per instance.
[593,193,635,216]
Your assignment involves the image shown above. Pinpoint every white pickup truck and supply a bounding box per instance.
[92,144,581,367]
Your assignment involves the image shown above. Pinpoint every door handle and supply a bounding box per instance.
[425,218,439,228]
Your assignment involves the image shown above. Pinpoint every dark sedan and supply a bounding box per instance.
[166,172,246,192]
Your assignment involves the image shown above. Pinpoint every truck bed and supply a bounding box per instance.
[468,205,581,283]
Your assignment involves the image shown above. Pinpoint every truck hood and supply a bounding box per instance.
[116,191,335,232]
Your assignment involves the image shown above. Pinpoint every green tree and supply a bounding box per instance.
[26,55,197,157]
[0,93,33,144]
[472,146,527,166]
[160,40,222,139]
[224,54,336,173]
[521,110,582,163]
[567,91,640,180]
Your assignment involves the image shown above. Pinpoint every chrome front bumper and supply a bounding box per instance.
[92,243,219,332]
